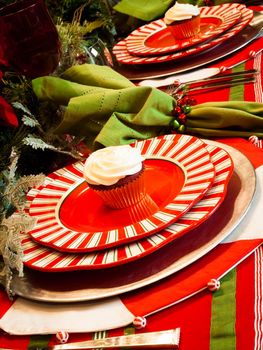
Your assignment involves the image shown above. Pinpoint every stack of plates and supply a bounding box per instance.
[14,134,258,303]
[112,3,255,79]
[22,134,234,272]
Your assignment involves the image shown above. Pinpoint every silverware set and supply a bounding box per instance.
[49,328,180,350]
[167,68,259,96]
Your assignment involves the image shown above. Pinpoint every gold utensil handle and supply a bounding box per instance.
[50,328,180,349]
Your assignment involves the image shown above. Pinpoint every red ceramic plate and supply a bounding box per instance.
[27,134,215,253]
[112,4,253,65]
[125,3,242,57]
[21,142,233,271]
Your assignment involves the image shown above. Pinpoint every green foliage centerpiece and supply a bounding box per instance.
[0,0,117,296]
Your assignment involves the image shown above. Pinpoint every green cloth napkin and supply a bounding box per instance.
[32,64,175,150]
[32,64,263,150]
[113,0,174,21]
[188,101,263,138]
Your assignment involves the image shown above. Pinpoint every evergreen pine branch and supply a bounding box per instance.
[23,134,83,159]
[21,114,41,128]
[4,174,45,213]
[7,149,19,181]
[12,102,34,116]
[0,212,37,295]
[23,134,51,150]
[0,0,118,297]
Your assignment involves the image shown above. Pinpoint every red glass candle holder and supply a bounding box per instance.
[0,0,61,78]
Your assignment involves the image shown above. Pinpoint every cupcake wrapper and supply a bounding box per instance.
[93,171,146,209]
[92,171,159,221]
[168,15,200,39]
[92,171,159,222]
[126,194,159,222]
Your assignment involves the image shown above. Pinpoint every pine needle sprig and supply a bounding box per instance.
[0,213,37,297]
[1,74,33,106]
[23,133,84,159]
[3,174,45,214]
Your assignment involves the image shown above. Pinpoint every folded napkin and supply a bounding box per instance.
[32,64,175,150]
[32,64,263,150]
[188,101,263,138]
[113,0,174,21]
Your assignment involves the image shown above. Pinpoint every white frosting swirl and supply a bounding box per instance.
[164,2,200,25]
[83,145,144,186]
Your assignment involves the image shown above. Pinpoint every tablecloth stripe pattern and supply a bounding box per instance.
[0,249,253,349]
[191,35,263,105]
[0,246,263,350]
[253,50,263,103]
[40,246,261,350]
[210,270,236,350]
[254,247,263,350]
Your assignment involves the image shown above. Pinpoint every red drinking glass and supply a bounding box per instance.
[0,0,61,78]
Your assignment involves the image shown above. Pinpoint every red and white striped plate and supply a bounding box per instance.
[125,3,242,57]
[27,134,215,253]
[113,4,253,65]
[21,141,233,271]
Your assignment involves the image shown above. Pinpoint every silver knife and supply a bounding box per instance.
[49,328,180,349]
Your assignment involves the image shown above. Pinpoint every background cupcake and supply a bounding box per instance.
[164,2,200,40]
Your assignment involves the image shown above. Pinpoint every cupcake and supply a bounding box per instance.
[83,145,147,210]
[164,2,200,40]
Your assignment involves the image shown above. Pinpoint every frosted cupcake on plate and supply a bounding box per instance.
[164,2,200,40]
[83,145,147,210]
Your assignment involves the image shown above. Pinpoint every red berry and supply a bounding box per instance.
[177,98,184,107]
[178,113,187,124]
[183,96,197,106]
[173,106,182,117]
